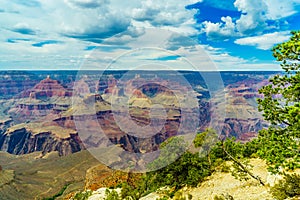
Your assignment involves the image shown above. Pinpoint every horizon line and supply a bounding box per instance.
[0,69,283,72]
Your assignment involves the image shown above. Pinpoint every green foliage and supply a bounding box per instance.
[146,151,211,191]
[271,173,300,200]
[148,136,188,171]
[257,30,300,172]
[219,162,231,173]
[242,138,261,158]
[194,128,219,165]
[120,182,137,199]
[118,135,217,199]
[145,135,212,192]
[231,159,253,181]
[210,138,265,185]
[117,131,268,199]
[73,190,92,200]
[210,137,245,161]
[194,128,218,149]
[105,189,121,200]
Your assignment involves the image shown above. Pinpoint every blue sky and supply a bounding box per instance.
[1,0,300,71]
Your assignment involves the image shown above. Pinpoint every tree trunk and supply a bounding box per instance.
[222,142,265,186]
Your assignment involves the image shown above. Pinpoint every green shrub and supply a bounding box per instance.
[120,182,141,200]
[73,190,92,200]
[219,162,230,173]
[271,173,300,200]
[105,189,120,200]
[157,196,169,200]
[117,134,264,200]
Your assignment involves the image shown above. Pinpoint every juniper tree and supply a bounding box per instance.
[257,31,300,172]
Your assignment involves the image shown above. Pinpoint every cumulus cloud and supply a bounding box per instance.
[234,31,291,50]
[59,0,200,43]
[63,15,131,43]
[40,0,134,43]
[202,16,237,41]
[201,0,268,40]
[1,0,201,69]
[165,34,197,50]
[200,0,300,40]
[132,0,200,27]
[1,0,293,70]
[234,0,268,35]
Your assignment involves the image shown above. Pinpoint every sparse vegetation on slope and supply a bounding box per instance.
[270,173,300,200]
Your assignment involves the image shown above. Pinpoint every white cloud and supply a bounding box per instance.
[234,31,291,50]
[265,0,300,20]
[132,0,200,28]
[202,16,237,40]
[201,0,300,40]
[11,22,37,35]
[234,0,268,34]
[0,0,294,70]
[0,0,204,69]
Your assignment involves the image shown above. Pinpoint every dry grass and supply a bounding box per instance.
[0,150,100,200]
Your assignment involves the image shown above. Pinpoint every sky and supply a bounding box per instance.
[1,0,300,71]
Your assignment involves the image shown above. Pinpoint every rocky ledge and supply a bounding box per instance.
[0,123,84,156]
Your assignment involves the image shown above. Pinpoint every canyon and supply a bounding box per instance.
[0,71,275,159]
[0,70,279,199]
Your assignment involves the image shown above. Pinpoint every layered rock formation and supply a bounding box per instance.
[0,72,39,99]
[222,118,266,141]
[0,123,84,156]
[56,92,199,154]
[20,75,72,98]
[9,76,73,123]
[212,78,269,141]
[0,76,79,156]
[0,71,274,158]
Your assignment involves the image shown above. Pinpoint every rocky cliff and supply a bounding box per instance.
[0,124,84,156]
[8,76,73,123]
[0,72,39,99]
[0,72,273,158]
[19,75,72,99]
[211,78,269,140]
[221,118,267,141]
